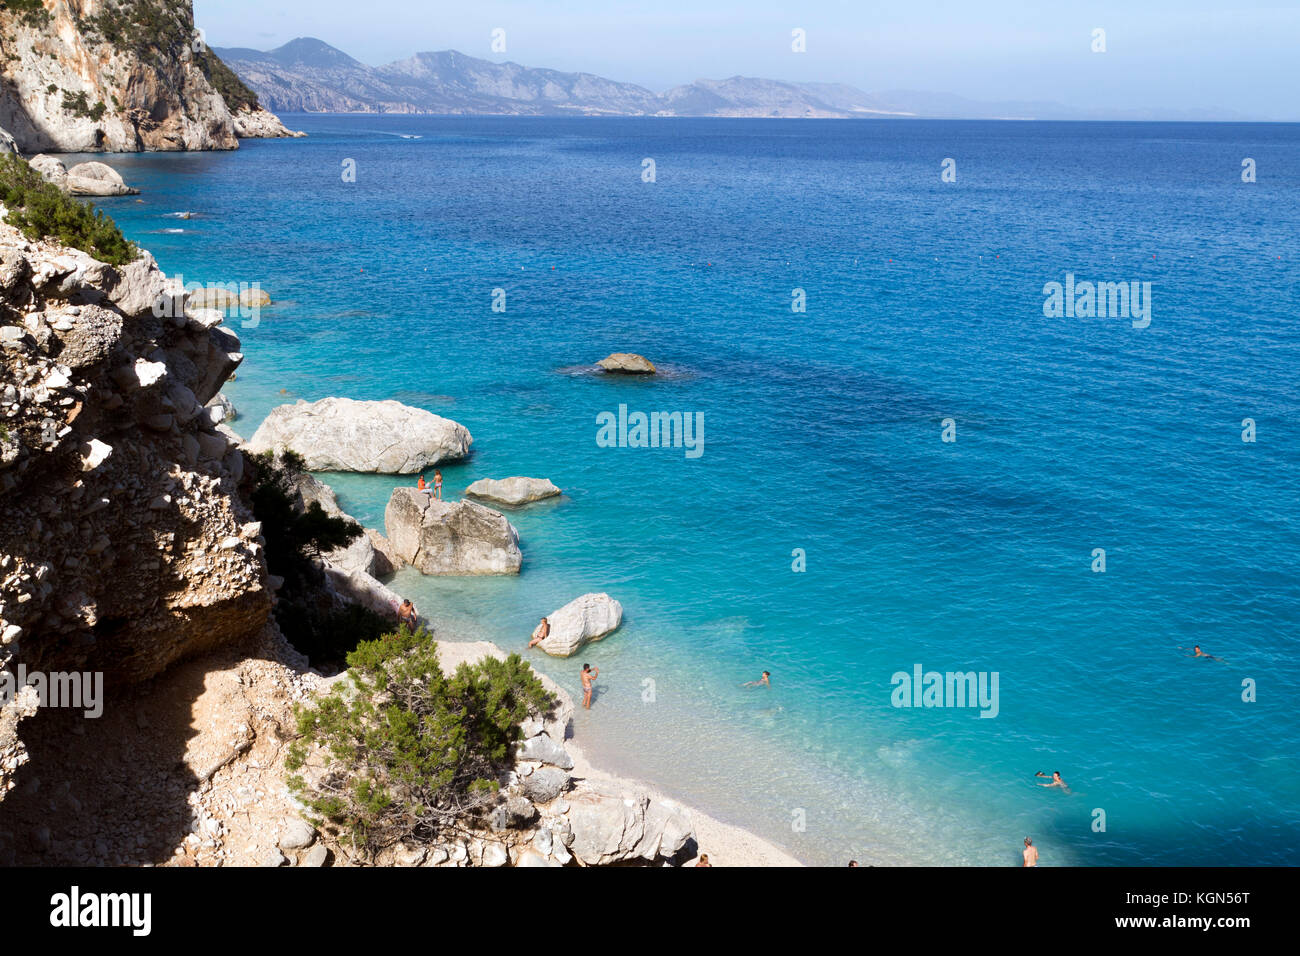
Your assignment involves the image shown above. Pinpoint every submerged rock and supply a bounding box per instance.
[464,476,561,506]
[247,397,472,473]
[597,352,656,374]
[536,593,623,657]
[384,488,521,575]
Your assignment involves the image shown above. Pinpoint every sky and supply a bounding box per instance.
[194,1,1300,118]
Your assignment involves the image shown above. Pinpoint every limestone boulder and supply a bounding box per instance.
[597,352,656,374]
[65,162,139,196]
[521,766,571,804]
[28,155,68,190]
[537,593,623,658]
[247,398,472,473]
[464,476,561,507]
[566,779,694,865]
[384,488,521,575]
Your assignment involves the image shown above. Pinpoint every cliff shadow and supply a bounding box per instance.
[0,629,287,867]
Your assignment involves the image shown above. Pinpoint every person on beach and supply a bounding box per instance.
[1022,837,1038,867]
[1035,771,1069,791]
[581,663,599,709]
[529,617,550,648]
[433,469,443,500]
[744,671,770,687]
[695,854,711,867]
[397,599,418,630]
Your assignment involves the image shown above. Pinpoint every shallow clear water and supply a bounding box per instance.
[74,116,1300,865]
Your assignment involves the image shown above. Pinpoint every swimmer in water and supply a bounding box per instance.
[743,671,770,688]
[1022,837,1038,867]
[1035,771,1069,792]
[1180,644,1225,662]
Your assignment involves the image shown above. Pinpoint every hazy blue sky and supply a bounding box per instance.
[195,1,1300,117]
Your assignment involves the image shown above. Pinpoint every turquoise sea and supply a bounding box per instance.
[71,117,1300,865]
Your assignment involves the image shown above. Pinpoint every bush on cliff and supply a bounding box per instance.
[198,48,259,113]
[0,154,137,266]
[287,629,554,855]
[248,449,361,593]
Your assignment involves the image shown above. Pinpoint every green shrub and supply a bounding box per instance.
[61,90,108,121]
[277,601,393,675]
[248,449,361,591]
[0,0,51,29]
[0,154,138,266]
[287,629,555,855]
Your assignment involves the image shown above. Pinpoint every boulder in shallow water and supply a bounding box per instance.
[464,476,561,506]
[597,352,656,374]
[66,161,139,196]
[537,592,623,657]
[247,397,472,473]
[384,487,521,575]
[239,287,271,308]
[188,287,239,311]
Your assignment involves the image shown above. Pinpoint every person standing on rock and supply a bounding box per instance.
[581,663,599,709]
[529,617,550,648]
[433,469,443,500]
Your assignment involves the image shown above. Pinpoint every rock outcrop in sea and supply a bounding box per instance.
[29,156,139,196]
[598,352,656,374]
[384,488,522,575]
[0,0,298,153]
[247,397,472,474]
[536,593,624,657]
[464,475,561,506]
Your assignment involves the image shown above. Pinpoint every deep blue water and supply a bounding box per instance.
[72,117,1300,865]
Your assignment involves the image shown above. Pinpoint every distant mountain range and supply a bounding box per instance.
[213,37,1254,121]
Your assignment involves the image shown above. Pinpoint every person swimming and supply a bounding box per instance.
[1035,771,1069,792]
[1182,644,1225,662]
[743,671,771,688]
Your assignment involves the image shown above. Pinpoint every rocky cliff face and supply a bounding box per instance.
[0,219,271,797]
[0,0,297,153]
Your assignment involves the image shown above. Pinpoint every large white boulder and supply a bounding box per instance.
[247,397,472,473]
[65,161,139,196]
[566,779,694,865]
[464,476,561,506]
[384,488,521,575]
[537,593,623,658]
[28,154,68,190]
